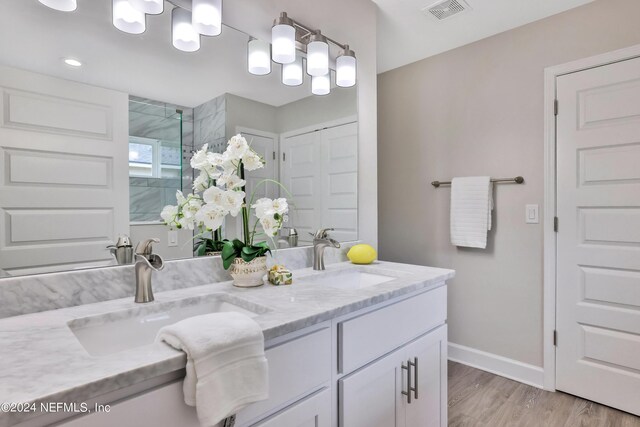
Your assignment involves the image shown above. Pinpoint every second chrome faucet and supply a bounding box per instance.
[311,228,341,271]
[134,238,164,303]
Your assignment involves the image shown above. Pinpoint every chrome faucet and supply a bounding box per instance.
[311,228,341,271]
[134,238,164,303]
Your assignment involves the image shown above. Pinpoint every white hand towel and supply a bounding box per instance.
[156,312,269,427]
[450,176,493,249]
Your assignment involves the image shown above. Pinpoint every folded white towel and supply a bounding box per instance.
[450,176,493,249]
[156,312,269,427]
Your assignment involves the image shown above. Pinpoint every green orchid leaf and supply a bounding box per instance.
[221,241,238,270]
[232,238,245,252]
[196,242,206,257]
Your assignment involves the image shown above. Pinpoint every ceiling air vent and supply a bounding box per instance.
[422,0,469,20]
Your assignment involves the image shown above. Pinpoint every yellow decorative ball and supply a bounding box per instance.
[347,244,377,265]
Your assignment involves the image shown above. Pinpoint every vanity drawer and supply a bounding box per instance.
[338,285,447,374]
[236,326,332,425]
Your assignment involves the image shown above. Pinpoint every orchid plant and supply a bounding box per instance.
[160,134,289,269]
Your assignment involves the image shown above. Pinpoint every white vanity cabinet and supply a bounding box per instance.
[53,283,447,427]
[339,326,447,427]
[336,286,448,427]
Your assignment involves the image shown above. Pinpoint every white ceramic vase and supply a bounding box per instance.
[229,256,267,288]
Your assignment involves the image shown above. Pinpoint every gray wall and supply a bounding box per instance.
[377,0,640,367]
[226,93,278,137]
[277,87,357,133]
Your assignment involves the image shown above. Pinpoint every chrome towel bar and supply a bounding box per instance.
[431,176,524,188]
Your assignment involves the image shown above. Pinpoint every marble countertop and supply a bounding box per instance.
[0,261,454,427]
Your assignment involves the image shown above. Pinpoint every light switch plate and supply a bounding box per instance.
[168,230,178,247]
[526,204,539,224]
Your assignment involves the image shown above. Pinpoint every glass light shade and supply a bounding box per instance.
[192,0,222,36]
[307,40,329,77]
[112,0,146,34]
[38,0,77,12]
[248,38,271,76]
[272,24,296,64]
[336,54,356,87]
[311,73,330,96]
[172,7,201,52]
[129,0,163,15]
[282,56,303,86]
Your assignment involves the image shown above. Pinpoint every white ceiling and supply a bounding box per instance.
[0,0,316,108]
[375,0,596,73]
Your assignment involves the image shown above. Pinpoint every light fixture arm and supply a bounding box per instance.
[289,19,348,51]
[167,0,192,10]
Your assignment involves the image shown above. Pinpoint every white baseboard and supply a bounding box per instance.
[448,343,544,389]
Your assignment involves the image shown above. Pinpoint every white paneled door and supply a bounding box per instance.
[0,66,129,275]
[281,122,358,244]
[556,56,640,415]
[238,129,278,239]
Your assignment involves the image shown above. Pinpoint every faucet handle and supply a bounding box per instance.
[313,228,334,239]
[135,238,160,256]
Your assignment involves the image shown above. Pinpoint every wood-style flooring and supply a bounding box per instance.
[448,361,640,427]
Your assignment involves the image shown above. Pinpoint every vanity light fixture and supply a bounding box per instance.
[128,0,163,15]
[247,37,271,76]
[282,56,303,86]
[306,31,329,77]
[336,46,356,88]
[172,7,201,52]
[112,0,146,34]
[271,12,296,64]
[63,58,82,67]
[255,12,358,95]
[311,73,331,96]
[38,0,77,12]
[192,0,222,36]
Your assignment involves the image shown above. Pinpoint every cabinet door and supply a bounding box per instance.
[403,325,447,427]
[251,388,331,427]
[339,347,406,427]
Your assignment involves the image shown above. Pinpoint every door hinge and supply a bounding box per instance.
[554,216,558,232]
[553,330,558,346]
[282,152,286,161]
[554,99,559,116]
[272,151,276,160]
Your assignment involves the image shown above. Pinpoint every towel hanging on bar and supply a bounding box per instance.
[432,176,524,188]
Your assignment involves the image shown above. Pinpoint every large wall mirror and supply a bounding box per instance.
[0,0,358,277]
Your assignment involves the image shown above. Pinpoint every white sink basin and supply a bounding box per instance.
[68,293,269,356]
[297,268,399,290]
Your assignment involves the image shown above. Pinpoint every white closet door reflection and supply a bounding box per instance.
[321,122,358,242]
[281,121,357,245]
[238,129,278,241]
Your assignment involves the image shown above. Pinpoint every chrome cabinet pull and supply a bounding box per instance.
[401,361,412,404]
[412,357,419,400]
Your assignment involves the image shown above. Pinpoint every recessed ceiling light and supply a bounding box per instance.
[64,58,82,67]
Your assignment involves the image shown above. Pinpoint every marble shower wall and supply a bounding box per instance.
[194,94,227,154]
[128,96,194,218]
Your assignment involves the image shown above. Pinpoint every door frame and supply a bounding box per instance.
[542,43,640,391]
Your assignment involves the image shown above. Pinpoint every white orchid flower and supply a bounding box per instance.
[176,190,187,205]
[242,150,264,171]
[190,144,210,170]
[252,197,288,219]
[222,190,245,217]
[181,196,202,219]
[259,216,280,237]
[195,203,226,231]
[178,215,196,230]
[217,172,246,190]
[225,134,249,160]
[193,172,209,192]
[202,186,226,207]
[160,205,179,225]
